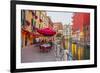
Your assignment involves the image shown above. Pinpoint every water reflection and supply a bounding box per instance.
[71,42,90,60]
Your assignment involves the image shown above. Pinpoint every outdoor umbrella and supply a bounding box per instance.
[37,27,56,36]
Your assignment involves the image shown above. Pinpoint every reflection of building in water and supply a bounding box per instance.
[63,24,72,50]
[71,13,90,60]
[71,43,90,60]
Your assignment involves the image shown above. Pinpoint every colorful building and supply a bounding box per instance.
[72,13,90,43]
[21,10,33,48]
[21,10,54,48]
[71,12,90,60]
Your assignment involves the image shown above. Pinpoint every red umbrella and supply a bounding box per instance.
[37,27,56,36]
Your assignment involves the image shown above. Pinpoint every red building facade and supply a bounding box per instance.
[72,13,90,43]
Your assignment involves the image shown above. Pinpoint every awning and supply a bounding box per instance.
[37,27,56,36]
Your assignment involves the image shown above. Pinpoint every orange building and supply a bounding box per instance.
[21,10,33,48]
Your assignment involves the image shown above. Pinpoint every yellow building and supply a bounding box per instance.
[21,10,54,48]
[21,10,33,48]
[35,11,49,29]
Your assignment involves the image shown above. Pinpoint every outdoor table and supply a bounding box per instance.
[40,44,52,52]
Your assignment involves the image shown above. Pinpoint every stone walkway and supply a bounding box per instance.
[21,45,58,63]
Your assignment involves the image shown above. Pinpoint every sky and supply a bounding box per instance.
[47,11,74,25]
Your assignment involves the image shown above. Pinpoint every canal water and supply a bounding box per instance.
[71,42,90,60]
